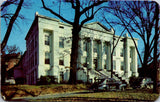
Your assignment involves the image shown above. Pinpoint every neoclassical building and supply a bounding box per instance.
[25,13,138,84]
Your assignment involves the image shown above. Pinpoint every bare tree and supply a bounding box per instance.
[152,3,159,93]
[103,1,159,93]
[103,17,125,78]
[41,0,108,84]
[1,0,24,51]
[103,16,136,79]
[3,44,22,54]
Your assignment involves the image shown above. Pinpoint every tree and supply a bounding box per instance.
[103,16,136,78]
[103,1,159,93]
[103,17,125,78]
[1,0,24,51]
[3,44,22,54]
[41,0,108,84]
[1,44,22,85]
[152,3,159,93]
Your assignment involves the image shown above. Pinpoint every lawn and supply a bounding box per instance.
[30,89,159,102]
[69,89,159,101]
[1,84,87,99]
[1,84,160,101]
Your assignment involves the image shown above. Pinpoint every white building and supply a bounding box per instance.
[25,13,138,84]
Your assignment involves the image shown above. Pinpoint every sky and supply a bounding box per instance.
[1,0,160,55]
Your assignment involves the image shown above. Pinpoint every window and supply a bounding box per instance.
[45,35,50,45]
[44,30,52,45]
[59,60,64,65]
[59,56,64,65]
[120,49,124,57]
[121,62,124,70]
[45,52,50,64]
[59,37,64,48]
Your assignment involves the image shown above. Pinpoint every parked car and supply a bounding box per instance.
[89,78,127,92]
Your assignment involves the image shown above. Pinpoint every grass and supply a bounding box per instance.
[2,84,160,101]
[69,89,159,101]
[1,84,88,99]
[29,88,159,101]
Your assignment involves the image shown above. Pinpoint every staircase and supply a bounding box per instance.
[77,67,128,84]
[112,71,128,84]
[89,69,106,79]
[98,70,110,79]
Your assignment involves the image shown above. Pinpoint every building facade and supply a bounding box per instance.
[25,13,138,84]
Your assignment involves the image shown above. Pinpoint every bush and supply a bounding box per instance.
[77,80,85,84]
[37,76,56,85]
[129,76,143,89]
[15,78,25,84]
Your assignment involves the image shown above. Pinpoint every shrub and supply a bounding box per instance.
[15,78,25,84]
[77,80,84,84]
[38,76,56,85]
[129,76,143,89]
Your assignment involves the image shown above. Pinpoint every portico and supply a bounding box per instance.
[77,32,138,82]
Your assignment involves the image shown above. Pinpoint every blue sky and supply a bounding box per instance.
[1,0,159,54]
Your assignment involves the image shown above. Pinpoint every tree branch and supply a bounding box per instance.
[41,0,73,25]
[1,0,24,51]
[118,9,143,65]
[70,0,76,9]
[80,1,107,15]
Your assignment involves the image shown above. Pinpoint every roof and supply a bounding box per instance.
[25,13,113,40]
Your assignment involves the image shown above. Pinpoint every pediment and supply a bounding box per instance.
[84,22,110,32]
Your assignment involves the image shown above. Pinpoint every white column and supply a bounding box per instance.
[101,41,104,70]
[88,38,93,69]
[132,47,138,76]
[78,38,83,68]
[106,42,111,71]
[97,40,103,70]
[124,37,129,77]
[52,30,60,83]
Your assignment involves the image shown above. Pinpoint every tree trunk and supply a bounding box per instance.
[153,2,159,93]
[1,0,24,51]
[111,53,113,78]
[141,45,150,77]
[69,25,81,84]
